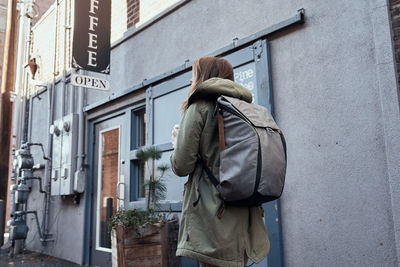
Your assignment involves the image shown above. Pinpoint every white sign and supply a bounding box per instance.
[71,73,110,90]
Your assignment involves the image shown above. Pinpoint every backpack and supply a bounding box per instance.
[198,95,287,209]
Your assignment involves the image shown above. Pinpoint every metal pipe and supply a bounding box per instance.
[64,0,68,72]
[61,72,65,117]
[42,0,60,241]
[42,81,54,242]
[11,0,27,150]
[20,96,27,144]
[74,70,85,193]
[53,0,60,77]
[70,83,75,114]
[9,184,17,221]
[25,177,46,194]
[19,0,32,144]
[27,94,33,143]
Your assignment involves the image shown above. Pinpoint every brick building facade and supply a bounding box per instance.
[0,0,8,84]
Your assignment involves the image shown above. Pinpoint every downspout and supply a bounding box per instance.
[11,0,27,149]
[69,83,75,114]
[42,81,54,242]
[25,15,34,144]
[61,0,68,117]
[74,69,85,193]
[42,0,60,242]
[21,18,32,145]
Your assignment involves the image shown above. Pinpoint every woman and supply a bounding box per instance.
[170,57,270,267]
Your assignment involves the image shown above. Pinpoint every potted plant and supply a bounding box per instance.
[109,146,180,267]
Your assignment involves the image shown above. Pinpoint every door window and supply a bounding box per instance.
[96,127,120,251]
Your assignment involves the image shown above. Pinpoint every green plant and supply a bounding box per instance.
[109,146,169,232]
[136,146,169,210]
[109,208,166,234]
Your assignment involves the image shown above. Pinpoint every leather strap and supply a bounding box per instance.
[217,114,225,151]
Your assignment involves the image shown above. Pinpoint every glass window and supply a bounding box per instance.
[130,108,146,201]
[131,108,146,150]
[97,128,119,249]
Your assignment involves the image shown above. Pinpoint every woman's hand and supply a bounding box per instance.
[171,124,180,149]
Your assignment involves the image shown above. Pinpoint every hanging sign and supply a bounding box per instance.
[71,73,110,90]
[72,0,111,74]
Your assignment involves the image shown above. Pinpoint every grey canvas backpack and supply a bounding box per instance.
[198,95,287,209]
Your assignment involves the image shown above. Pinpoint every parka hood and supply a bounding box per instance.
[188,78,253,105]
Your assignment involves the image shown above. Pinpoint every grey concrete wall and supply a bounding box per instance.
[272,1,400,266]
[106,0,400,266]
[24,0,400,265]
[25,82,86,265]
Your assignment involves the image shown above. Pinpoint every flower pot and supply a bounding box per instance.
[112,218,180,267]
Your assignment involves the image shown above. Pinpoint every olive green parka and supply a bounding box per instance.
[170,78,270,267]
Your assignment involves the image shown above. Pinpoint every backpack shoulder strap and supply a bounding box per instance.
[196,154,219,187]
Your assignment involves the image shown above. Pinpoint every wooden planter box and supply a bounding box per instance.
[112,219,180,267]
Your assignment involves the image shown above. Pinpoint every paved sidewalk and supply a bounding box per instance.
[0,245,81,267]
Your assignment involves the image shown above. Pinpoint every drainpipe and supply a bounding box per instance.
[74,70,85,193]
[42,81,54,243]
[11,0,28,150]
[27,92,34,144]
[70,83,75,114]
[40,0,60,242]
[61,74,65,117]
[17,0,34,146]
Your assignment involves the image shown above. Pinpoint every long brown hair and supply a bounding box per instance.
[181,57,234,112]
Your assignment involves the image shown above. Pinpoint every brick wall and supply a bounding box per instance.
[127,0,140,28]
[112,0,181,43]
[126,0,180,28]
[0,0,7,88]
[390,0,400,85]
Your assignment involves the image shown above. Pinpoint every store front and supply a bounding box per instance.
[82,12,306,262]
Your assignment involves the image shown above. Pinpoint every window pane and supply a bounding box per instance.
[138,109,146,147]
[138,160,146,198]
[131,109,146,150]
[98,128,119,249]
[234,63,257,103]
[153,86,190,144]
[130,108,146,201]
[130,160,146,201]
